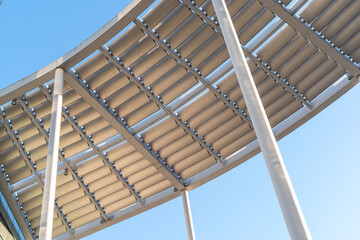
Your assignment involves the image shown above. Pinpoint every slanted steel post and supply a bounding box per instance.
[181,190,196,240]
[39,68,64,240]
[211,0,312,239]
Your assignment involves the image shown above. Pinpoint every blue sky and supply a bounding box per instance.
[0,1,359,239]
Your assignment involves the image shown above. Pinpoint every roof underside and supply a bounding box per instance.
[0,0,359,239]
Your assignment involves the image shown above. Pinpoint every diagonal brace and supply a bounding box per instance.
[133,17,252,127]
[99,45,226,166]
[257,0,360,78]
[17,98,110,221]
[65,70,185,191]
[0,108,73,235]
[183,0,312,109]
[39,85,145,205]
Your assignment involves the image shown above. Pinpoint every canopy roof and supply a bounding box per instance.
[0,0,359,239]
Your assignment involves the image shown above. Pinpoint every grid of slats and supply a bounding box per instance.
[0,0,358,238]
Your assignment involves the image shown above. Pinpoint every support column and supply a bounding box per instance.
[211,1,312,239]
[39,68,64,240]
[181,190,196,240]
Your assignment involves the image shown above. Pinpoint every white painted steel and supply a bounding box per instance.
[0,0,155,106]
[0,1,358,239]
[246,0,305,51]
[39,68,65,240]
[188,74,357,189]
[211,0,312,239]
[258,0,360,78]
[10,59,233,193]
[181,190,196,240]
[0,173,34,240]
[52,74,358,240]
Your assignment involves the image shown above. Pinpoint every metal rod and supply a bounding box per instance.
[133,17,252,127]
[65,70,185,191]
[99,45,225,166]
[0,107,73,236]
[39,84,145,205]
[39,68,65,240]
[18,95,110,221]
[181,190,196,240]
[0,123,36,240]
[10,60,234,192]
[211,1,312,239]
[257,0,360,78]
[183,0,312,109]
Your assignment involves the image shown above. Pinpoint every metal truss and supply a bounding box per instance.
[182,0,313,109]
[0,165,35,239]
[133,17,253,127]
[17,97,110,222]
[257,0,360,78]
[65,70,185,191]
[39,85,145,205]
[181,0,221,34]
[0,108,74,235]
[99,45,226,166]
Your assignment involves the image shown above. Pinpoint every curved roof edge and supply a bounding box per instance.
[53,74,358,240]
[0,0,155,106]
[0,1,155,238]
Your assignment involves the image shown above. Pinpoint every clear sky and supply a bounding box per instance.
[0,1,359,240]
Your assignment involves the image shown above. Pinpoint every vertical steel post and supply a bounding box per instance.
[211,0,312,239]
[39,68,64,240]
[181,190,196,240]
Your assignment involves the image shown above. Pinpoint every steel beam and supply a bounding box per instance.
[65,70,185,191]
[181,190,196,240]
[212,0,312,239]
[0,108,73,236]
[9,60,237,193]
[133,17,252,127]
[39,84,145,205]
[246,0,307,51]
[257,0,360,78]
[18,96,110,222]
[0,0,155,106]
[182,0,312,109]
[182,0,221,35]
[99,45,226,166]
[0,164,35,240]
[39,68,65,240]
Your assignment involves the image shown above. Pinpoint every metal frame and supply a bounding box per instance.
[0,0,155,106]
[0,0,358,239]
[53,73,358,240]
[211,0,311,238]
[133,17,253,127]
[8,60,238,193]
[0,107,73,236]
[181,190,196,240]
[0,164,35,240]
[257,0,360,78]
[99,45,226,166]
[65,70,185,191]
[39,84,145,205]
[17,95,110,221]
[182,0,313,109]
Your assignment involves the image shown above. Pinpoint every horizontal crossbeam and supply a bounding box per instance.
[183,0,312,109]
[0,108,74,235]
[133,17,253,127]
[99,45,226,165]
[65,71,185,191]
[257,0,360,77]
[39,85,145,205]
[18,97,110,221]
